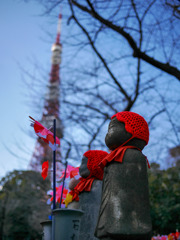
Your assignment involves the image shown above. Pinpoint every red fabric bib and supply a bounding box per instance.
[99,145,150,169]
[69,175,96,201]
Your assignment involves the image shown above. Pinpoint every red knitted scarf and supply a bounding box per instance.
[99,145,150,169]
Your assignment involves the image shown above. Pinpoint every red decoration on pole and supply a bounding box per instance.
[41,161,49,180]
[29,116,60,150]
[29,117,60,209]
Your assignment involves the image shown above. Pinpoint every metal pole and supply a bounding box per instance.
[53,119,56,210]
[59,161,68,208]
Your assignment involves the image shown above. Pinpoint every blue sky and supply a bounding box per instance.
[0,0,58,178]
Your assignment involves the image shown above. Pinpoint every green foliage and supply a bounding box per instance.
[149,162,180,235]
[0,170,51,240]
[1,165,180,238]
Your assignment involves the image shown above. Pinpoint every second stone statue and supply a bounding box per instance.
[66,150,108,240]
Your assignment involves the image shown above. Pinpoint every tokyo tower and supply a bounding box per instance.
[30,13,63,172]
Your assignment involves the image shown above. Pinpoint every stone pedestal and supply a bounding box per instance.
[40,220,52,240]
[52,208,83,240]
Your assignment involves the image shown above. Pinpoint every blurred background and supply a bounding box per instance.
[0,0,180,239]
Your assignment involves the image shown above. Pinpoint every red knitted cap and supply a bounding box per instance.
[111,111,149,145]
[83,150,108,180]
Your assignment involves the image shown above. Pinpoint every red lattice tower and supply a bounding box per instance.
[30,13,63,173]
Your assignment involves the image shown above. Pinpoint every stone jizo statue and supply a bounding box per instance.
[95,111,152,240]
[66,150,108,240]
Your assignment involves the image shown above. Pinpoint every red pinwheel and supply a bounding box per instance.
[70,167,80,179]
[41,161,49,180]
[60,165,80,179]
[29,116,60,151]
[49,185,68,203]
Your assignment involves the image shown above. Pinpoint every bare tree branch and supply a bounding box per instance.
[69,0,132,103]
[148,109,166,125]
[71,0,180,81]
[88,118,107,149]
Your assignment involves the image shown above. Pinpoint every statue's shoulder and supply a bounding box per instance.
[124,147,146,162]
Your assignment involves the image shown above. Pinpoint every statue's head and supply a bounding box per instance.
[79,150,108,179]
[105,111,149,150]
